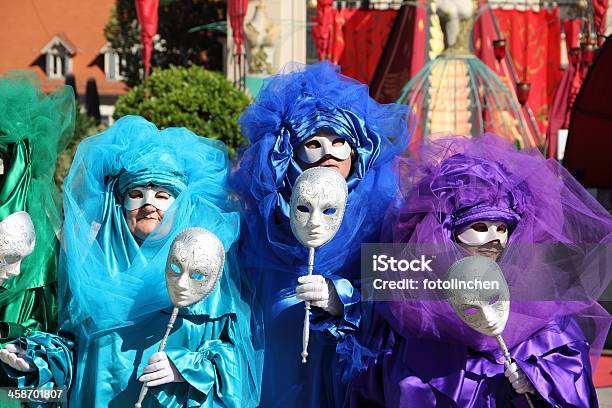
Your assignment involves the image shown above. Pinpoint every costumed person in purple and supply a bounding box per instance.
[231,61,413,407]
[347,134,611,407]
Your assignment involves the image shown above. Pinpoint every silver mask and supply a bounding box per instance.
[290,167,348,248]
[165,228,225,307]
[446,255,510,337]
[0,211,36,285]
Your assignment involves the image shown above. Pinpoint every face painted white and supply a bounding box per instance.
[0,211,35,286]
[124,185,175,212]
[446,255,510,337]
[296,134,352,164]
[165,228,224,307]
[456,221,508,248]
[290,167,348,248]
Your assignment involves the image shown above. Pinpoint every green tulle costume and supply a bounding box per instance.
[0,72,74,350]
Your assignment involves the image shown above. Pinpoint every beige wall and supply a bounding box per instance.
[226,0,306,82]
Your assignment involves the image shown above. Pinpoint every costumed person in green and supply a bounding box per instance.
[0,74,73,385]
[0,116,263,407]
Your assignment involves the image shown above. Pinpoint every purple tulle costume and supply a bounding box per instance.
[347,134,612,407]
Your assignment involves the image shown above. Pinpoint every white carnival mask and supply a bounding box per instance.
[0,211,36,286]
[296,134,352,164]
[124,185,175,212]
[165,228,224,307]
[456,221,508,248]
[0,157,4,175]
[290,167,348,248]
[445,255,510,337]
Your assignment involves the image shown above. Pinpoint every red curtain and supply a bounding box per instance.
[335,9,397,84]
[493,8,562,136]
[311,6,397,85]
[311,0,334,60]
[593,0,609,34]
[228,0,249,58]
[135,0,159,77]
[472,6,541,147]
[370,4,429,103]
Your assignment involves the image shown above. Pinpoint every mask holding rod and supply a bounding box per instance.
[445,255,536,408]
[135,227,225,407]
[289,167,348,363]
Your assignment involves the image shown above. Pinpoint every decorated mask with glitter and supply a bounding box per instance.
[445,255,510,337]
[124,185,175,212]
[290,167,348,248]
[296,134,352,164]
[165,228,225,307]
[0,211,36,285]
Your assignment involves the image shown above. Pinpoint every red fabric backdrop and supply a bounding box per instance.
[311,7,397,85]
[493,8,562,135]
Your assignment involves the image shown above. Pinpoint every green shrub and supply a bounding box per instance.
[113,65,250,155]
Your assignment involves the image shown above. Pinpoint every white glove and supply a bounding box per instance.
[0,343,35,372]
[505,362,535,395]
[139,351,185,387]
[296,275,344,317]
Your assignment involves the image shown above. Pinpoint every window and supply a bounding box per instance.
[41,35,75,79]
[45,45,71,78]
[104,51,124,80]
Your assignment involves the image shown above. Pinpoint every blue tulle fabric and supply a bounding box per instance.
[57,115,262,404]
[231,62,413,406]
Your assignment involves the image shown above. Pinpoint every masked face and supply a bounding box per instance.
[0,157,4,176]
[446,255,510,337]
[296,134,352,165]
[456,221,508,247]
[290,167,348,248]
[165,228,224,307]
[124,185,175,211]
[0,212,36,286]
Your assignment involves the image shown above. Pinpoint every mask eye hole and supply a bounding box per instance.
[332,138,345,146]
[488,295,500,305]
[128,189,143,199]
[305,140,321,149]
[462,306,479,315]
[4,255,20,265]
[155,191,171,200]
[471,222,488,232]
[496,224,507,233]
[297,205,310,213]
[191,273,205,281]
[323,207,337,215]
[169,263,181,274]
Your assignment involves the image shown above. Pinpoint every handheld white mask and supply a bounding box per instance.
[296,134,352,164]
[290,167,348,248]
[456,221,508,248]
[445,255,510,337]
[0,211,36,286]
[165,227,224,307]
[124,185,175,212]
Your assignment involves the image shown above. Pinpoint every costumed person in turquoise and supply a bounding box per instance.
[346,134,611,407]
[0,115,263,407]
[231,61,413,407]
[0,74,73,382]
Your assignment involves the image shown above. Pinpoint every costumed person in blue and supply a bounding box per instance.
[231,61,413,407]
[346,134,611,407]
[0,115,263,407]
